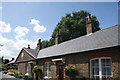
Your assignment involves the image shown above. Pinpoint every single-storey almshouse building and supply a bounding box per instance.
[14,15,120,80]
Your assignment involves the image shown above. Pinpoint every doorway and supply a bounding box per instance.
[58,64,64,80]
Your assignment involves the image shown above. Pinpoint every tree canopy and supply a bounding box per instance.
[42,10,101,49]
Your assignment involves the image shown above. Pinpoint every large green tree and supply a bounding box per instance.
[42,10,100,48]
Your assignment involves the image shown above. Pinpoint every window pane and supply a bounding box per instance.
[90,58,112,79]
[93,76,100,80]
[102,76,107,80]
[101,58,111,76]
[92,60,99,66]
[106,59,111,66]
[106,67,111,75]
[94,60,99,66]
[94,68,99,75]
[25,64,28,73]
[91,59,99,76]
[44,62,51,77]
[102,68,106,75]
[92,60,94,66]
[92,68,94,75]
[101,59,106,66]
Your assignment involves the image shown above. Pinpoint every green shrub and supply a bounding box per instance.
[65,64,78,78]
[18,74,23,79]
[6,69,32,79]
[22,75,32,79]
[1,64,8,71]
[33,65,43,79]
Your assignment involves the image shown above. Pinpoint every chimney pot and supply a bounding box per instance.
[38,39,41,43]
[12,58,14,61]
[88,14,91,22]
[28,44,30,49]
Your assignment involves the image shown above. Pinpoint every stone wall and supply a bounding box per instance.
[17,47,120,79]
[17,49,34,62]
[17,62,35,76]
[45,47,120,79]
[16,49,35,75]
[65,53,89,78]
[50,64,57,78]
[18,63,25,74]
[112,51,120,78]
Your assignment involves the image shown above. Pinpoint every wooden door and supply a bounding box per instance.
[58,65,64,80]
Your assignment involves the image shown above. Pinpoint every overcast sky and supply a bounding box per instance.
[0,2,119,59]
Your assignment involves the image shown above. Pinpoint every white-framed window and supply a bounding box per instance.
[25,63,28,73]
[90,57,112,80]
[21,53,24,57]
[44,62,51,78]
[18,64,20,72]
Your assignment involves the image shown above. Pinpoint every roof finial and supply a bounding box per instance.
[28,44,30,49]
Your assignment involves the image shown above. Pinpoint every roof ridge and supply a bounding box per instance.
[23,48,36,58]
[101,24,120,31]
[24,47,35,50]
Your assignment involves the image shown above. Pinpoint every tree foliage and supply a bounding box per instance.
[42,10,100,48]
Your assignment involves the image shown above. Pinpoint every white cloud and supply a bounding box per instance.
[30,19,39,25]
[0,34,37,59]
[0,21,39,60]
[34,24,47,33]
[0,7,2,9]
[14,26,29,40]
[0,21,12,33]
[30,19,47,33]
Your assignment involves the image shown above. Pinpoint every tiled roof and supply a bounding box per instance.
[24,48,39,58]
[37,24,120,59]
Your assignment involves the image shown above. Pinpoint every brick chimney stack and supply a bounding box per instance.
[86,14,93,34]
[37,39,42,50]
[55,30,59,44]
[28,44,30,49]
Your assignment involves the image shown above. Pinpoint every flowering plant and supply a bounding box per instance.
[65,64,78,78]
[7,71,15,76]
[33,65,42,73]
[33,65,44,79]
